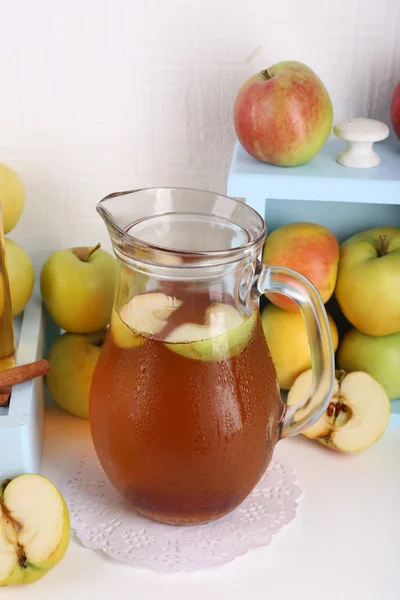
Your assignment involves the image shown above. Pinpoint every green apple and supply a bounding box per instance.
[4,238,34,316]
[337,327,400,399]
[335,227,400,336]
[46,330,105,418]
[287,369,390,453]
[0,164,24,234]
[0,474,70,586]
[40,243,116,333]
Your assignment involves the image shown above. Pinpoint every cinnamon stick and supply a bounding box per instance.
[0,359,50,391]
[0,388,11,407]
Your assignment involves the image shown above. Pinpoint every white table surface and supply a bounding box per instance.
[7,401,400,600]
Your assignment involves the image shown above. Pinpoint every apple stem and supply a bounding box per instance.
[260,69,272,80]
[378,235,388,257]
[83,242,101,262]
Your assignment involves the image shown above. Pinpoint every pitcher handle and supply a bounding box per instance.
[254,262,335,438]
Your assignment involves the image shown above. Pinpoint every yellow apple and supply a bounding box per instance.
[261,303,338,389]
[0,474,70,586]
[40,243,116,333]
[4,238,34,316]
[46,330,105,418]
[261,222,339,312]
[0,164,24,234]
[337,327,400,400]
[335,227,400,336]
[287,369,390,453]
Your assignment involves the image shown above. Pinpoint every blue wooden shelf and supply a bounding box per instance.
[228,135,400,204]
[227,135,400,418]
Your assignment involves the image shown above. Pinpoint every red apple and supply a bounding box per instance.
[233,61,333,166]
[261,222,339,312]
[391,82,400,140]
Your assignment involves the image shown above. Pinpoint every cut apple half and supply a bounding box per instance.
[0,474,70,586]
[287,369,391,453]
[165,303,257,361]
[113,292,183,347]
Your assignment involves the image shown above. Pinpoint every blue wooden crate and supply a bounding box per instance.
[227,135,400,417]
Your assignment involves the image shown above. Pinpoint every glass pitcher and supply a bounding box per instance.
[90,188,334,526]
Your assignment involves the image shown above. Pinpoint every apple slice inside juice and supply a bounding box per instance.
[111,292,183,348]
[165,302,257,361]
[110,308,144,348]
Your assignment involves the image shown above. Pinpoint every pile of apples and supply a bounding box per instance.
[0,165,70,587]
[41,243,115,418]
[261,222,396,454]
[0,164,35,318]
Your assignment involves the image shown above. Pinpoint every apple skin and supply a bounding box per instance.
[46,330,105,418]
[0,474,70,586]
[261,303,338,390]
[233,61,333,166]
[335,227,400,336]
[261,222,339,312]
[4,238,34,316]
[40,246,116,333]
[337,327,400,400]
[391,82,400,140]
[0,164,24,234]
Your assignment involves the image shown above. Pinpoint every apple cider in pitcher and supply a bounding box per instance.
[90,290,282,525]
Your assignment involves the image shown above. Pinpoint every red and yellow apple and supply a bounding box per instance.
[261,222,339,312]
[261,303,338,390]
[233,61,333,166]
[391,82,400,140]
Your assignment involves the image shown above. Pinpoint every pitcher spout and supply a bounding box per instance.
[96,187,265,270]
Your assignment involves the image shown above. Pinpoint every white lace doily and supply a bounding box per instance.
[62,443,301,573]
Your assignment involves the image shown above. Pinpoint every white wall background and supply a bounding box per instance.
[1,0,399,267]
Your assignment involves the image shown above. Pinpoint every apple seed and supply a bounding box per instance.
[326,402,335,417]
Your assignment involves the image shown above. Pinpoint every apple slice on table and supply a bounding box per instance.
[0,474,70,586]
[287,370,391,453]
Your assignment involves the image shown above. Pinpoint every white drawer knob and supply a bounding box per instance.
[333,118,389,168]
